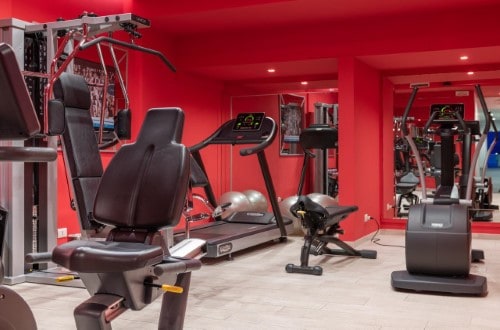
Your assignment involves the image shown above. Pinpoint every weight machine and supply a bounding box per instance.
[0,12,174,284]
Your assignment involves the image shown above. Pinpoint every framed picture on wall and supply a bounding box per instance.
[279,93,305,156]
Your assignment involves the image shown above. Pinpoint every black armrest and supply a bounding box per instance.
[0,146,57,162]
[154,257,202,276]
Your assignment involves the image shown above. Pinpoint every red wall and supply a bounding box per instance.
[7,0,131,22]
[4,2,227,236]
[338,58,382,240]
[10,1,500,242]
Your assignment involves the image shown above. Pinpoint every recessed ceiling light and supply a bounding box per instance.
[267,68,276,73]
[301,81,308,85]
[467,71,474,75]
[460,55,469,61]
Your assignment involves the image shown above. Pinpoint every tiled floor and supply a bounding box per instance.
[9,230,500,329]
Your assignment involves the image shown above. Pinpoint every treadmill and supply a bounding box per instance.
[185,112,293,258]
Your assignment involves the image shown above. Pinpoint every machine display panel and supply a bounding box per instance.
[232,113,265,131]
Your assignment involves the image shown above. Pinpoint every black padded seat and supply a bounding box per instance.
[52,240,163,273]
[0,43,57,162]
[299,124,338,149]
[324,205,359,225]
[291,196,357,229]
[0,44,40,139]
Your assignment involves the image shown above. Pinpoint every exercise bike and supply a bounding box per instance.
[391,85,489,296]
[0,43,203,329]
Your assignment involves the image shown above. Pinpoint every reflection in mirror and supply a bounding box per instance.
[393,87,500,222]
[310,102,339,197]
[279,93,305,156]
[480,95,500,222]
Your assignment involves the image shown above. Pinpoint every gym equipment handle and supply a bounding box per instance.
[0,147,57,162]
[56,275,80,282]
[25,252,53,264]
[153,258,202,276]
[80,37,176,73]
[144,282,184,294]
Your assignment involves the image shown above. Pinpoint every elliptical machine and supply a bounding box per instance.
[391,85,489,296]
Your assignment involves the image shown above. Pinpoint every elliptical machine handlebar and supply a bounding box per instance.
[401,87,429,201]
[422,107,468,134]
[480,102,498,181]
[465,85,492,200]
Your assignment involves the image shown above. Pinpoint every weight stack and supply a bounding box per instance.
[406,203,470,276]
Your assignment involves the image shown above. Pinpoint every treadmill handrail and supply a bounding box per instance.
[188,115,288,238]
[189,116,277,153]
[240,119,276,156]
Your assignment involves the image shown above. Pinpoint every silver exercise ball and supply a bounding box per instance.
[219,191,251,219]
[306,193,338,208]
[242,189,268,212]
[279,195,302,235]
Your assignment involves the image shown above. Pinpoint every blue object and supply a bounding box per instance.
[92,117,114,130]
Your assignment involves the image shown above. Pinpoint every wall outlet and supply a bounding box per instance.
[364,214,371,222]
[57,227,68,238]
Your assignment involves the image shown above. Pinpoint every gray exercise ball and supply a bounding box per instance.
[219,191,251,219]
[279,195,302,235]
[242,189,268,212]
[306,193,338,208]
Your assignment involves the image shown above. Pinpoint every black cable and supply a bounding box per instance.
[368,217,405,248]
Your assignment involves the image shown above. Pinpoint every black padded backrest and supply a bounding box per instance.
[0,43,40,140]
[93,108,189,229]
[53,73,103,230]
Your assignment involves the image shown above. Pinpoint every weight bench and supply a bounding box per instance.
[285,195,377,276]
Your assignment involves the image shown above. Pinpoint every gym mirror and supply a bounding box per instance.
[279,93,305,156]
[392,87,500,222]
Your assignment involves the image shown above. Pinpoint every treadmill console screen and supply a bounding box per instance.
[233,113,265,131]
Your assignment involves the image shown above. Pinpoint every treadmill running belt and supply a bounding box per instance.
[224,211,275,224]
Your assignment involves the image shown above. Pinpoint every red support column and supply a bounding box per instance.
[337,57,383,241]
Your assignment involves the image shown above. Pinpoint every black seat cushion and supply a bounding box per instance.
[291,195,358,227]
[0,43,40,139]
[299,124,338,150]
[52,240,163,272]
